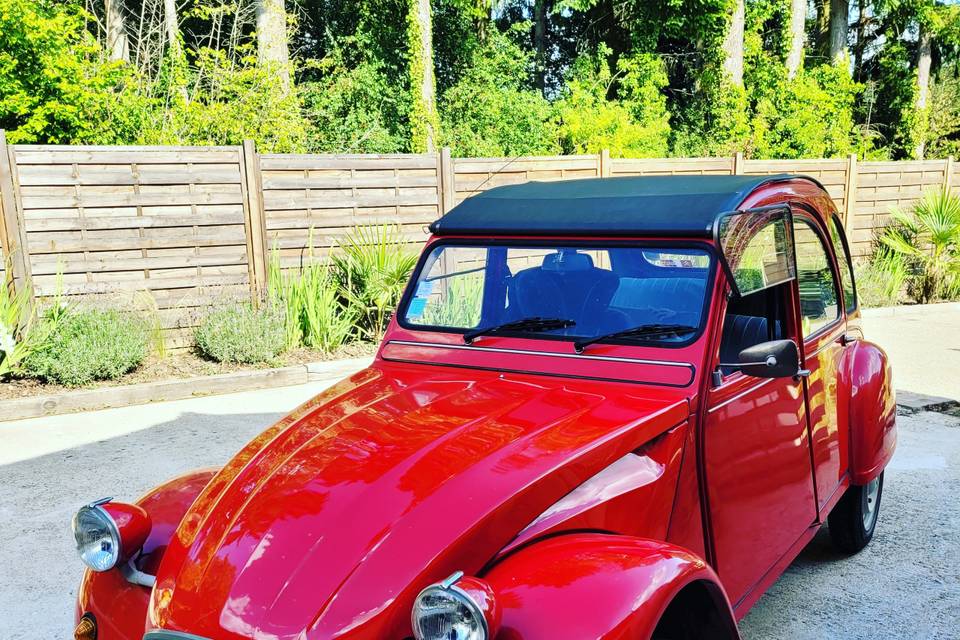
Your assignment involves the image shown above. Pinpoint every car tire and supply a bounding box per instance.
[828,472,883,554]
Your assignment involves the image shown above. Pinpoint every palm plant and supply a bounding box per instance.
[332,225,418,342]
[880,190,960,303]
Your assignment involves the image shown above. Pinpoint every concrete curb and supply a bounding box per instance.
[0,357,374,423]
[862,301,960,318]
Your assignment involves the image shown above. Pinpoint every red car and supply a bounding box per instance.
[72,175,896,640]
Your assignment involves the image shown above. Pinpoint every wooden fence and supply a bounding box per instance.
[0,131,954,345]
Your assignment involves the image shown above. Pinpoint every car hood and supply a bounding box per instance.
[149,361,689,639]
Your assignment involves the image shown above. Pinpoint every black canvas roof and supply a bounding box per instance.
[430,174,814,238]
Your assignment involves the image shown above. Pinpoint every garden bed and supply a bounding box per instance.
[0,344,377,422]
[0,343,376,402]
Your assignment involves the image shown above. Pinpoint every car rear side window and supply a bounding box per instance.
[829,216,858,313]
[793,219,840,337]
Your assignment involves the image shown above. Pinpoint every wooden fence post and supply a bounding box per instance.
[944,156,955,195]
[439,147,455,214]
[0,131,30,290]
[600,149,611,177]
[733,152,744,175]
[842,153,858,230]
[241,139,268,301]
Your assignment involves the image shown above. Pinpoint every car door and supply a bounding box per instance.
[792,211,848,512]
[703,207,818,607]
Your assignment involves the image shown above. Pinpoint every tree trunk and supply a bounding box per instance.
[162,0,182,60]
[915,26,933,159]
[853,0,866,80]
[722,0,745,86]
[408,0,439,152]
[829,0,849,64]
[534,0,547,95]
[105,0,129,62]
[786,0,806,79]
[256,0,291,94]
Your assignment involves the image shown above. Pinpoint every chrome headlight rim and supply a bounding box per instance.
[411,571,489,640]
[72,497,122,572]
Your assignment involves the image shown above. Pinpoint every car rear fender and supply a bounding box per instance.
[483,533,739,640]
[841,340,896,485]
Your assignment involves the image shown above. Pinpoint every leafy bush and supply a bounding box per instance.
[333,225,418,342]
[854,251,908,308]
[555,45,671,158]
[268,243,356,352]
[880,190,960,303]
[0,279,62,378]
[24,308,148,386]
[440,31,558,157]
[301,57,407,153]
[195,303,287,364]
[749,64,860,159]
[0,0,152,144]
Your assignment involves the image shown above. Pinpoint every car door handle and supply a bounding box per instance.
[793,369,811,381]
[839,333,859,346]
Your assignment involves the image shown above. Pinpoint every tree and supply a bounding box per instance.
[407,0,440,152]
[163,0,182,60]
[829,0,850,63]
[256,0,291,94]
[915,23,932,157]
[722,0,746,86]
[105,0,129,62]
[786,0,806,78]
[535,0,548,94]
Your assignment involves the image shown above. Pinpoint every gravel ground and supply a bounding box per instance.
[0,312,958,638]
[739,410,960,639]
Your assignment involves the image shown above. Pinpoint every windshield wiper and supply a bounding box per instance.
[573,323,698,354]
[464,317,576,344]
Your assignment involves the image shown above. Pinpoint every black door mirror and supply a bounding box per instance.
[737,339,801,378]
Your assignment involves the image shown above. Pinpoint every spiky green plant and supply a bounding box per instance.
[0,266,68,378]
[880,190,960,303]
[268,237,356,352]
[332,225,418,342]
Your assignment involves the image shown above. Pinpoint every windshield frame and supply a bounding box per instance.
[396,237,718,350]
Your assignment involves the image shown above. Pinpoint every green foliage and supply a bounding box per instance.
[854,250,909,308]
[141,48,308,152]
[0,0,151,144]
[195,303,287,364]
[440,30,558,156]
[267,242,356,352]
[406,0,441,152]
[301,57,406,153]
[25,308,148,386]
[749,64,860,159]
[880,189,960,303]
[555,45,671,157]
[332,225,418,342]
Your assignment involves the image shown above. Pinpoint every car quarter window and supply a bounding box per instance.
[793,218,840,337]
[829,216,858,313]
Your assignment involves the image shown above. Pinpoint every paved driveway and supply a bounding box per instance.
[1,311,958,639]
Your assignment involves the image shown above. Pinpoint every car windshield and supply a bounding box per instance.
[400,243,713,347]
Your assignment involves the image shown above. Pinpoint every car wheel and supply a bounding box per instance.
[828,472,883,554]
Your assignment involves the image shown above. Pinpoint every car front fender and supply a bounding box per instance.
[482,534,739,640]
[841,339,896,485]
[75,469,218,638]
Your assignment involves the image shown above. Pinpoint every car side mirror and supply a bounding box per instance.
[737,339,801,379]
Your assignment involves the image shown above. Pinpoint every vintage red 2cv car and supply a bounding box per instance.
[72,174,897,640]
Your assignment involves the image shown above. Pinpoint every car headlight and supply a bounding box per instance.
[72,498,151,572]
[411,571,500,640]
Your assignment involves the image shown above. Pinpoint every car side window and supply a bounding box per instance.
[829,216,858,313]
[793,218,840,337]
[718,284,788,375]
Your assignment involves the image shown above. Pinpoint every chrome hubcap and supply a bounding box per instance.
[862,477,880,530]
